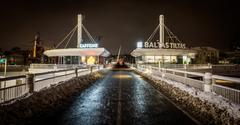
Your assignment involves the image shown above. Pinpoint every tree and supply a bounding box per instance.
[11,47,21,53]
[231,41,240,50]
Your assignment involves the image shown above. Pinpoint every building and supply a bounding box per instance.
[43,14,110,65]
[131,15,197,65]
[191,47,219,64]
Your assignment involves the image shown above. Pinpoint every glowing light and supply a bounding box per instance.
[137,41,143,48]
[81,56,86,62]
[112,74,132,79]
[87,56,96,65]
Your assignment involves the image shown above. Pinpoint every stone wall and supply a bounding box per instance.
[0,70,107,125]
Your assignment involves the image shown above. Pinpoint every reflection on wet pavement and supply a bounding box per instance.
[31,70,197,125]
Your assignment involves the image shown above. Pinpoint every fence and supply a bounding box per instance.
[0,66,100,104]
[137,63,211,69]
[136,64,240,104]
[30,64,87,70]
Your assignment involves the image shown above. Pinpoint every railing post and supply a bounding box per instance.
[90,66,93,74]
[26,74,34,93]
[75,68,78,77]
[161,68,165,80]
[149,65,152,74]
[204,72,212,92]
[184,71,187,83]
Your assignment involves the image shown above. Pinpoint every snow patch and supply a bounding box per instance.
[137,68,240,119]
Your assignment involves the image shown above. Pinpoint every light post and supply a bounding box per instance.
[0,58,7,100]
[0,58,7,77]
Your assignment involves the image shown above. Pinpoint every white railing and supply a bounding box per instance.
[30,64,87,69]
[34,69,89,91]
[0,66,101,104]
[140,63,211,69]
[136,64,240,104]
[213,84,240,104]
[138,64,205,90]
[0,75,28,103]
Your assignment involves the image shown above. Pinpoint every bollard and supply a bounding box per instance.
[90,66,93,74]
[161,68,165,79]
[26,74,34,93]
[204,72,212,92]
[75,68,78,77]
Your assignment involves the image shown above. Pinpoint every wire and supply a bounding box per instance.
[164,25,182,43]
[82,24,96,43]
[56,25,78,48]
[64,26,77,48]
[145,24,160,43]
[164,24,175,43]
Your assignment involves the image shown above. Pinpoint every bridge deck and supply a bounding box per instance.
[27,70,197,125]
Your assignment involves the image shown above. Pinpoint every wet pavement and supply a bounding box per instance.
[30,70,198,125]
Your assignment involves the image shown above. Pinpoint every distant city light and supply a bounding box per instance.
[137,41,143,48]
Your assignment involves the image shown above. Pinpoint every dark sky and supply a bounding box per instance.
[0,0,239,54]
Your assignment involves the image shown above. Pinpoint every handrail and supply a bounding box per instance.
[212,75,240,83]
[0,83,26,91]
[35,72,76,82]
[0,75,26,82]
[165,68,205,76]
[213,84,240,93]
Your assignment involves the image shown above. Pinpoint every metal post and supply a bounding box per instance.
[4,59,7,77]
[158,60,161,71]
[204,72,212,92]
[90,66,93,74]
[3,59,7,101]
[184,71,187,83]
[75,68,78,77]
[162,68,165,79]
[26,74,34,93]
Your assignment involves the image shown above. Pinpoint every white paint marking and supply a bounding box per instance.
[117,71,122,125]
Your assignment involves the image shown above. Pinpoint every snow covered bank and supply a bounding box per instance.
[0,70,107,125]
[135,69,240,125]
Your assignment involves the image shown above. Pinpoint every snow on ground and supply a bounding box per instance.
[136,68,240,119]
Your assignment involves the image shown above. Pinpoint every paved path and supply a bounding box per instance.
[31,70,198,125]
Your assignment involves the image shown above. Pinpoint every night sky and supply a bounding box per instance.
[0,0,239,54]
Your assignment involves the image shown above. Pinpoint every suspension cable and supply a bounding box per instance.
[64,26,77,48]
[163,24,175,43]
[82,24,96,43]
[164,25,182,43]
[145,24,160,43]
[56,25,78,48]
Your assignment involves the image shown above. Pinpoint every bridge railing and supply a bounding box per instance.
[138,63,211,69]
[211,75,240,104]
[0,66,101,104]
[136,64,240,104]
[0,75,28,103]
[29,64,87,70]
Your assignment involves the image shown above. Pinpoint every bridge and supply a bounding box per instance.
[0,14,240,125]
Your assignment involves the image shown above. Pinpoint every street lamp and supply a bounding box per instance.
[0,58,7,77]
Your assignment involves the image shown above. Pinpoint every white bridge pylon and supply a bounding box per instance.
[44,14,110,60]
[145,14,184,49]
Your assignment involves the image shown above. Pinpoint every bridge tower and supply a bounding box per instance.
[77,14,82,48]
[159,15,164,48]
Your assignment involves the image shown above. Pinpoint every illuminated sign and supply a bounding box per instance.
[0,58,6,64]
[142,42,186,49]
[137,42,143,48]
[80,43,98,48]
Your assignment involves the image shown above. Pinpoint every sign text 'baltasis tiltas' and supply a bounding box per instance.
[144,42,186,49]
